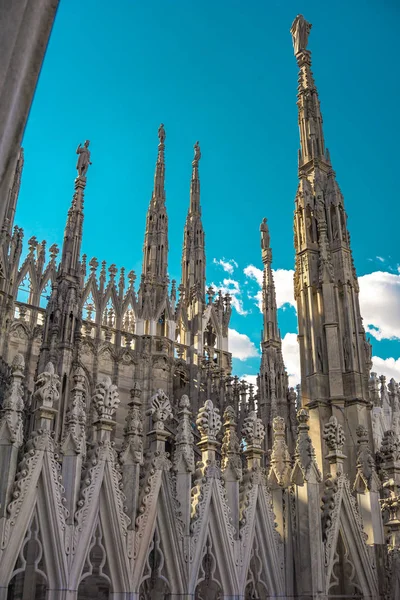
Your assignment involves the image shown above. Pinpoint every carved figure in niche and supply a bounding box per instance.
[290,15,312,54]
[76,140,92,177]
[260,217,270,250]
[331,207,339,240]
[340,208,347,241]
[298,210,304,245]
[204,322,216,348]
[305,207,313,242]
[343,335,351,371]
[316,198,325,223]
[316,337,323,372]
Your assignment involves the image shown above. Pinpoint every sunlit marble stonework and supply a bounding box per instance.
[0,13,399,600]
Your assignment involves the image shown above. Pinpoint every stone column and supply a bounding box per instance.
[0,0,59,230]
[61,365,87,524]
[120,383,143,528]
[291,408,325,599]
[268,416,293,597]
[0,354,25,517]
[221,406,241,535]
[173,394,195,535]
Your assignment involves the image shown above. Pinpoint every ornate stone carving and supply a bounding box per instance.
[354,425,379,492]
[120,383,143,465]
[380,430,400,463]
[242,411,265,450]
[92,375,120,422]
[173,394,195,473]
[221,405,242,480]
[34,361,60,411]
[147,388,172,431]
[61,365,87,455]
[0,353,25,445]
[268,416,291,487]
[323,416,345,455]
[196,399,222,444]
[292,408,322,482]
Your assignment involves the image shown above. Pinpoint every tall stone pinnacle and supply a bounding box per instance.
[181,141,205,300]
[59,142,91,278]
[290,16,371,475]
[142,124,169,283]
[260,217,279,344]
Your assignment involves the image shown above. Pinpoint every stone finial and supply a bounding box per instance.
[353,425,379,493]
[323,416,346,476]
[34,362,60,407]
[76,140,92,177]
[0,354,25,446]
[33,361,60,430]
[120,384,143,465]
[62,365,87,455]
[147,389,172,432]
[173,394,195,473]
[92,376,120,422]
[380,430,400,464]
[292,408,321,483]
[196,399,222,445]
[221,406,242,480]
[242,411,265,450]
[290,15,312,54]
[323,416,345,455]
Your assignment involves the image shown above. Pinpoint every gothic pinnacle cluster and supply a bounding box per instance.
[0,12,399,600]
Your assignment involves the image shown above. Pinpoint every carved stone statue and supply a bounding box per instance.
[76,140,92,177]
[331,208,339,240]
[193,141,201,167]
[290,15,312,54]
[260,217,270,250]
[158,123,166,145]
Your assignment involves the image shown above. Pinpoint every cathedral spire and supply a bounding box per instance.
[260,218,279,344]
[59,141,91,278]
[290,15,328,170]
[181,141,205,299]
[258,219,295,450]
[38,142,91,377]
[291,16,371,476]
[142,124,168,282]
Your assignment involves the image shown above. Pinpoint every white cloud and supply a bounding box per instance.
[274,269,296,309]
[359,271,400,340]
[376,256,385,263]
[229,328,259,361]
[241,374,258,387]
[244,265,296,312]
[282,332,301,387]
[213,258,238,275]
[371,356,400,382]
[210,278,247,315]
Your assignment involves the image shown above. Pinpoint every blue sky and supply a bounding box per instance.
[17,0,400,384]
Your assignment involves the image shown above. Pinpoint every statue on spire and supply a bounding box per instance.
[76,140,92,177]
[158,123,166,145]
[192,141,201,167]
[290,15,312,54]
[260,217,270,250]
